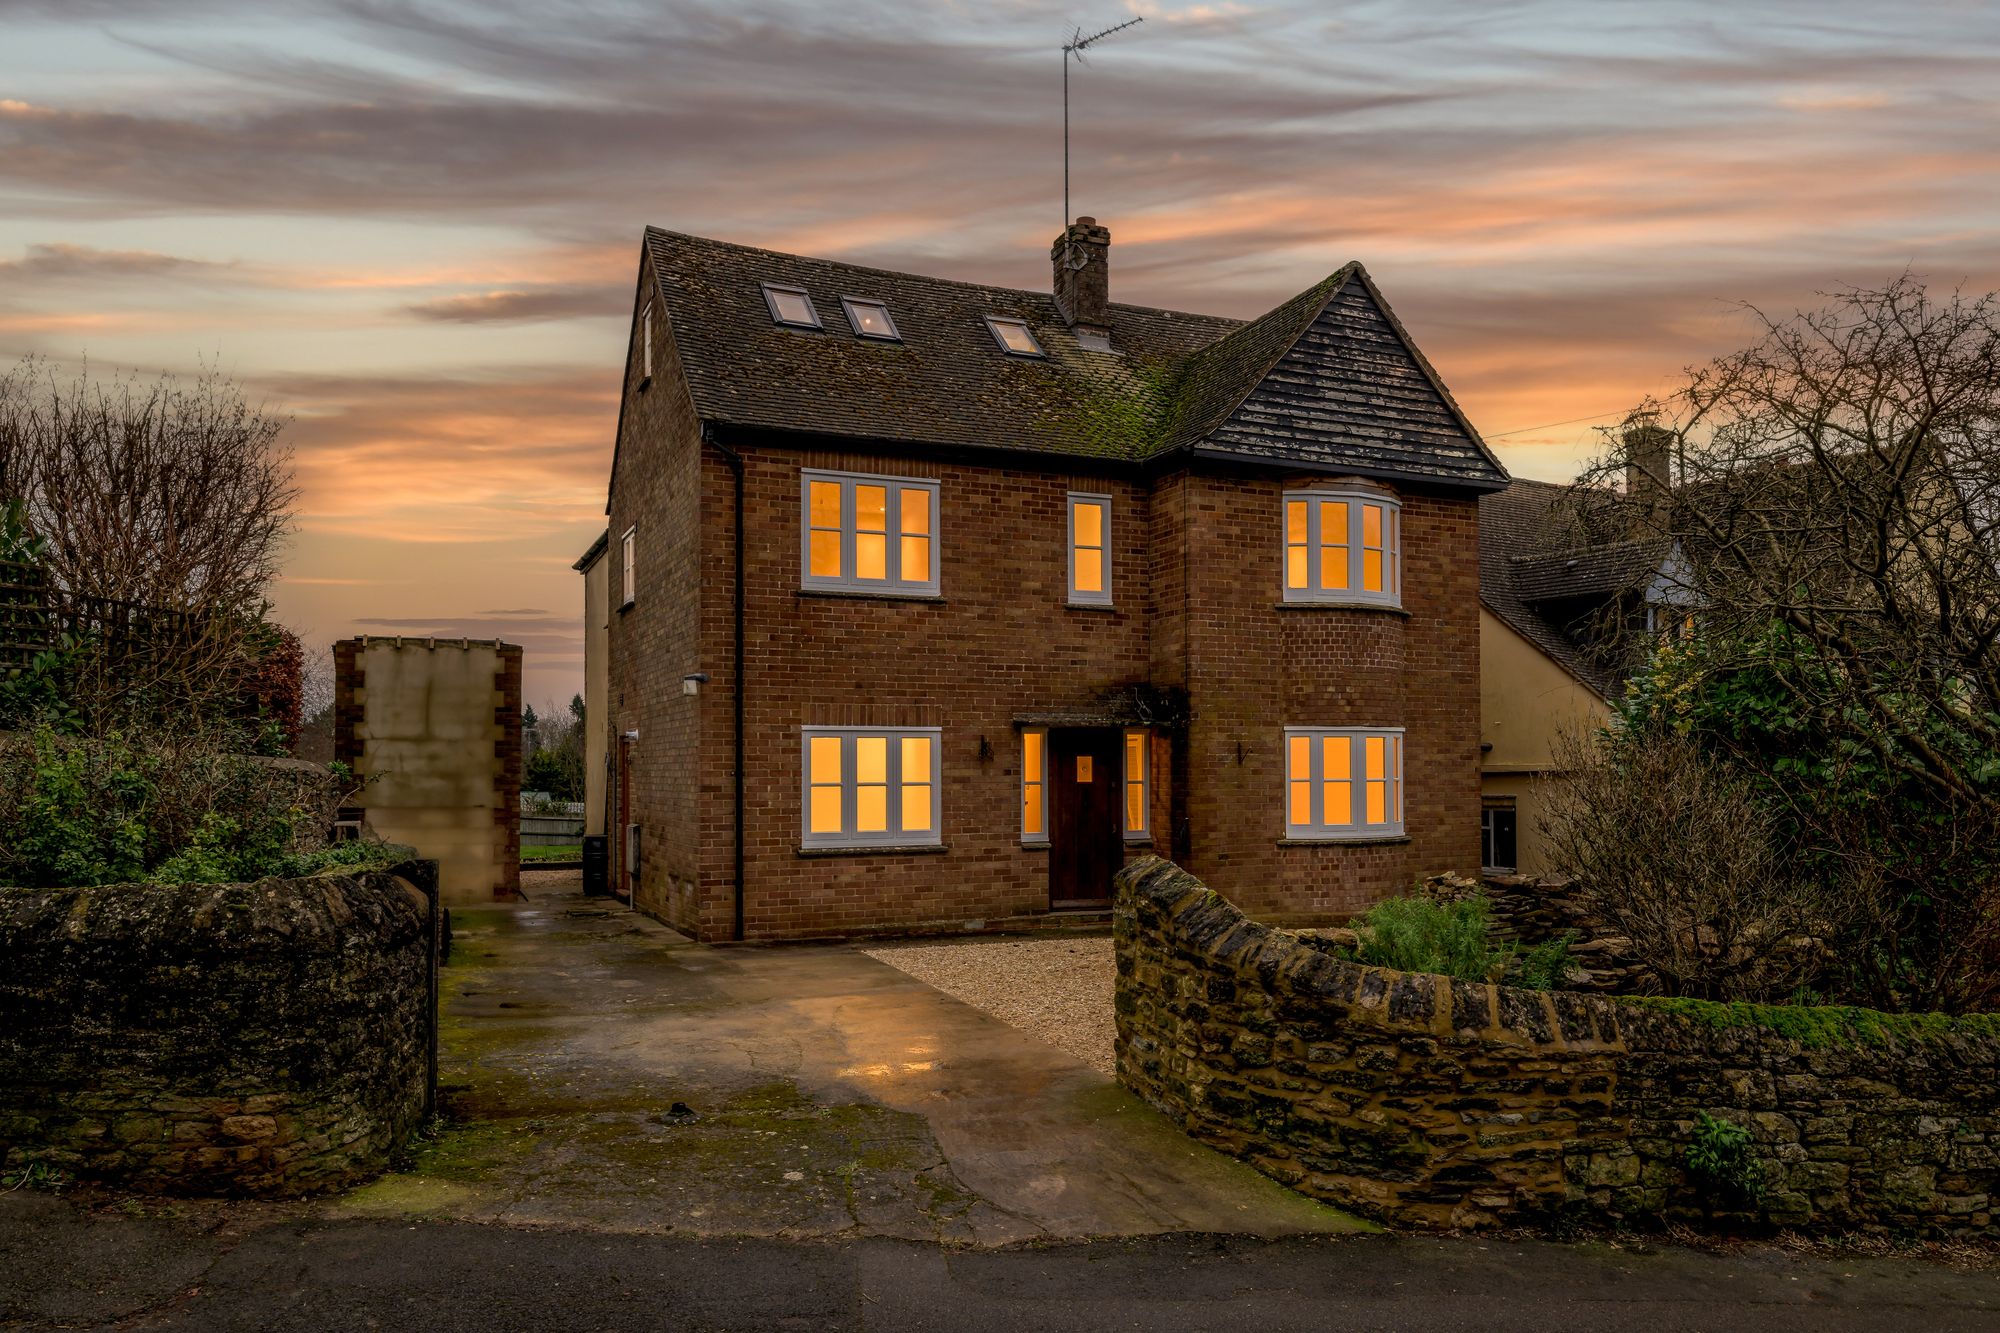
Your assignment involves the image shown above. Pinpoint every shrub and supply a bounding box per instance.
[1353,893,1511,983]
[1514,931,1579,992]
[0,726,361,888]
[1685,1110,1762,1209]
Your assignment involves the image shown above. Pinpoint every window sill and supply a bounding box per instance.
[1021,840,1050,851]
[797,587,945,605]
[1277,834,1411,848]
[617,599,636,615]
[797,842,949,858]
[1123,837,1154,849]
[1273,601,1409,616]
[1066,600,1117,612]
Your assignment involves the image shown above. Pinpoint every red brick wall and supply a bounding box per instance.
[1169,469,1483,920]
[701,445,1160,940]
[605,255,707,935]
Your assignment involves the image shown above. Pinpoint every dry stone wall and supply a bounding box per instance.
[0,868,435,1196]
[1115,854,2000,1234]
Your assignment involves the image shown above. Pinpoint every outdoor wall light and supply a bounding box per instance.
[682,672,710,696]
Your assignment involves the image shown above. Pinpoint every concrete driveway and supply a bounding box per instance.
[331,890,1362,1244]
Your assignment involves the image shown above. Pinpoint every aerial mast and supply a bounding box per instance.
[1063,16,1143,234]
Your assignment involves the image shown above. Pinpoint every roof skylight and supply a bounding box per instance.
[841,297,900,341]
[984,316,1044,357]
[762,283,822,329]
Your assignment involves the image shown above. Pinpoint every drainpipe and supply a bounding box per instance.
[705,424,748,941]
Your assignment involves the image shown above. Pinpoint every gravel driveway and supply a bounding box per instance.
[860,935,1116,1075]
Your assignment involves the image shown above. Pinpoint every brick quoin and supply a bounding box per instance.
[603,246,1487,942]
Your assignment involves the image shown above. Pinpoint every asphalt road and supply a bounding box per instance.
[3,1194,1995,1332]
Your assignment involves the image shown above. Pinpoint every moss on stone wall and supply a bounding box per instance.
[1619,995,2000,1050]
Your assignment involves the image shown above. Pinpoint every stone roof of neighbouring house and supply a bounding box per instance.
[1478,479,1649,699]
[640,228,1509,489]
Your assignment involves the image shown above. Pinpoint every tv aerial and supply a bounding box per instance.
[1062,16,1144,236]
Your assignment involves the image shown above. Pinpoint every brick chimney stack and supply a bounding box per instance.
[1623,421,1673,529]
[1052,216,1111,338]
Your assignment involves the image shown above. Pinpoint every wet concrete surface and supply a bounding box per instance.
[330,889,1362,1243]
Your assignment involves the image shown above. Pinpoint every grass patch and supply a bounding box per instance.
[520,844,581,862]
[1620,995,2000,1048]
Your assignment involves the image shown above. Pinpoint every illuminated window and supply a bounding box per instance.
[800,727,941,849]
[1124,729,1149,839]
[800,469,940,596]
[619,526,636,608]
[1067,493,1112,605]
[1284,727,1403,840]
[840,296,900,341]
[984,315,1044,357]
[1022,728,1047,843]
[1282,490,1400,606]
[762,283,822,329]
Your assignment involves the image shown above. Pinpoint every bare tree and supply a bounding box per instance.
[1539,725,1861,1001]
[1566,276,2000,1010]
[0,356,296,612]
[0,357,299,731]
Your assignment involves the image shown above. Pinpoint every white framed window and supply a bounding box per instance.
[1124,729,1149,840]
[1022,728,1048,844]
[984,315,1045,357]
[840,296,900,341]
[1067,493,1112,606]
[1283,490,1401,606]
[1284,727,1404,840]
[801,727,942,849]
[640,299,654,379]
[800,469,940,597]
[619,526,636,608]
[763,282,822,329]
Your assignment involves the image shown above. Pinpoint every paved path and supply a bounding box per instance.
[336,890,1360,1243]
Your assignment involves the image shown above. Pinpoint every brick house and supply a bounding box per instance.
[577,218,1509,941]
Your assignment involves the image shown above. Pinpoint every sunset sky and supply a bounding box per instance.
[4,0,1998,705]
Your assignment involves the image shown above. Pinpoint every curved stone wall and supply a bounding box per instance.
[0,868,435,1195]
[1115,854,2000,1234]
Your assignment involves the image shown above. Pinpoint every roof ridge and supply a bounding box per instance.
[643,225,1236,330]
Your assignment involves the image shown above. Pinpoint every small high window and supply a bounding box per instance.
[619,526,636,608]
[800,468,940,597]
[802,727,941,849]
[1285,727,1404,841]
[841,297,900,341]
[639,300,654,380]
[1283,490,1401,606]
[984,316,1044,357]
[762,283,822,329]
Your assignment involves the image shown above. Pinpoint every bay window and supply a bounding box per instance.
[1283,490,1400,606]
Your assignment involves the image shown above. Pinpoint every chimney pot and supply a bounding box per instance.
[1051,217,1112,335]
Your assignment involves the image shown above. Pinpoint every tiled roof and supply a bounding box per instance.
[1479,480,1633,699]
[1509,539,1670,604]
[643,229,1508,487]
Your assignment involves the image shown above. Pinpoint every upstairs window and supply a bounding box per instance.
[1283,490,1400,606]
[1067,493,1112,606]
[762,282,822,329]
[640,300,654,380]
[840,297,900,341]
[619,526,636,608]
[984,316,1044,357]
[1285,727,1404,840]
[802,727,941,849]
[800,469,940,597]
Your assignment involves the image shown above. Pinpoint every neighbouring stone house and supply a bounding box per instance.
[578,218,1509,941]
[1476,433,1696,876]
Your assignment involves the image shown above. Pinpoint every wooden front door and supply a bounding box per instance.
[1050,728,1123,907]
